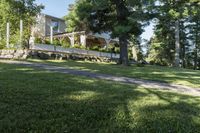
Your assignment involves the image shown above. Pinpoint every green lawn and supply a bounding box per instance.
[0,62,200,132]
[29,59,200,88]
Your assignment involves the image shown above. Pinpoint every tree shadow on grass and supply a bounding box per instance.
[32,60,200,87]
[0,63,200,133]
[133,89,200,133]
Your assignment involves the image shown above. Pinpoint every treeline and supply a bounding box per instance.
[147,0,200,70]
[0,0,43,48]
[65,0,200,69]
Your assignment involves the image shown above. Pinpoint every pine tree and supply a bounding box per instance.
[187,1,200,69]
[65,0,155,65]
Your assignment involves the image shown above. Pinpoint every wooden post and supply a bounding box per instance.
[69,33,75,47]
[105,39,110,50]
[80,34,86,46]
[20,20,23,47]
[50,26,53,44]
[6,22,10,48]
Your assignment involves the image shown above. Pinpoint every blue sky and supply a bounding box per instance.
[35,0,153,41]
[36,0,75,18]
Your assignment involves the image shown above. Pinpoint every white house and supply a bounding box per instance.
[32,14,118,48]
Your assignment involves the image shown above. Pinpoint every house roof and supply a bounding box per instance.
[42,13,65,22]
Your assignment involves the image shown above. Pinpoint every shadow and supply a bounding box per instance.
[0,62,200,133]
[29,59,200,88]
[134,89,200,132]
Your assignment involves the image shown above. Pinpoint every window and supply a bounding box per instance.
[51,20,59,32]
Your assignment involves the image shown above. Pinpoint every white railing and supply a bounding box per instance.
[30,44,120,59]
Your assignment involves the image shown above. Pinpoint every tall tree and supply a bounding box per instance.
[0,0,43,48]
[65,0,155,65]
[147,0,193,67]
[187,1,200,69]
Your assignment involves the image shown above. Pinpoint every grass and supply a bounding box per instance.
[0,62,200,132]
[29,59,200,88]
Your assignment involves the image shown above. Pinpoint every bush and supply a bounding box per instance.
[53,38,61,46]
[0,39,6,49]
[80,45,86,49]
[61,38,71,48]
[148,60,168,66]
[136,63,145,67]
[73,44,81,49]
[90,46,100,51]
[149,60,155,65]
[35,37,43,44]
[99,48,108,52]
[44,39,51,44]
[114,47,120,53]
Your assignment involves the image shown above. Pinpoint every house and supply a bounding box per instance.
[32,14,118,48]
[32,14,66,37]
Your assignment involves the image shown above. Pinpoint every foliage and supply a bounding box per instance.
[135,62,145,67]
[61,38,71,48]
[0,0,43,48]
[34,37,43,44]
[147,0,200,69]
[65,3,90,33]
[73,44,81,49]
[89,45,100,51]
[53,38,61,46]
[65,0,155,65]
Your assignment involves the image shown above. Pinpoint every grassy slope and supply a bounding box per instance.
[0,62,200,133]
[29,59,200,88]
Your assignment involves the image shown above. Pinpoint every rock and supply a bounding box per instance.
[38,52,50,59]
[0,49,117,63]
[13,50,24,58]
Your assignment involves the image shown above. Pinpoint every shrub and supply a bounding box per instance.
[89,45,100,51]
[80,45,86,49]
[99,48,108,52]
[44,38,50,44]
[149,59,168,66]
[61,38,71,48]
[114,47,120,53]
[35,37,42,44]
[73,44,81,49]
[107,44,115,52]
[149,60,155,65]
[53,38,61,46]
[136,63,145,67]
[0,39,6,49]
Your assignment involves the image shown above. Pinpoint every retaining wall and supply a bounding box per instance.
[0,49,117,63]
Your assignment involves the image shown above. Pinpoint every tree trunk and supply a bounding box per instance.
[180,20,186,68]
[119,36,129,66]
[194,27,198,70]
[194,46,198,70]
[113,0,129,66]
[194,21,199,70]
[174,20,180,67]
[182,44,186,68]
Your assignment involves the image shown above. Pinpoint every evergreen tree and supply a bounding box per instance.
[187,1,200,69]
[65,0,155,65]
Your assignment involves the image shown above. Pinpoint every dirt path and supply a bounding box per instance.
[1,60,200,96]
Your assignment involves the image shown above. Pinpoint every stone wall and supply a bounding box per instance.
[0,49,116,63]
[0,49,30,59]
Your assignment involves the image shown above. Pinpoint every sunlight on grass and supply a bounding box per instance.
[15,68,34,71]
[63,91,101,101]
[27,59,200,88]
